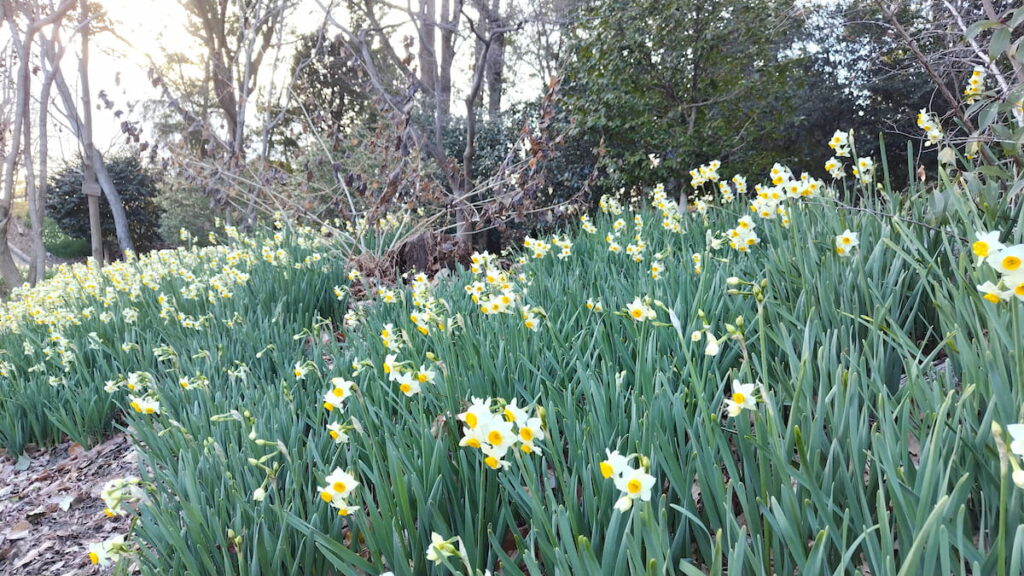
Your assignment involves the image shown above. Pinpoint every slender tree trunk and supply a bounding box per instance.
[79,0,115,260]
[0,7,29,290]
[457,18,496,245]
[435,0,460,146]
[84,163,103,264]
[485,0,504,122]
[47,50,135,255]
[21,68,39,282]
[418,0,437,98]
[29,30,61,284]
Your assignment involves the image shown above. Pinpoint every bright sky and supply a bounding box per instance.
[50,0,540,166]
[50,0,193,162]
[53,0,319,163]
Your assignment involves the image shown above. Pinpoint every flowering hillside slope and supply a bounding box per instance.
[2,133,1024,575]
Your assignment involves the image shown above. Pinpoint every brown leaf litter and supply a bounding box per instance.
[0,434,137,575]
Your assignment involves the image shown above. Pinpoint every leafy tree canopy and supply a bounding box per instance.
[47,154,164,254]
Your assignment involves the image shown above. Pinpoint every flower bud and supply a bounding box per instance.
[726,277,740,286]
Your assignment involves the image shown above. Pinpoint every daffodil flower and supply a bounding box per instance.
[612,466,656,512]
[600,450,630,480]
[724,380,758,417]
[835,230,860,256]
[977,281,1012,304]
[426,532,464,565]
[318,468,359,514]
[395,371,421,397]
[326,422,349,444]
[987,245,1024,275]
[625,298,656,322]
[704,331,720,356]
[87,535,126,567]
[972,231,1005,267]
[828,130,851,157]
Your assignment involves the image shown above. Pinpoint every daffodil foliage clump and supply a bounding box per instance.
[3,126,1024,574]
[0,222,348,455]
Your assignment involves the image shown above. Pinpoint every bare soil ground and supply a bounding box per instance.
[0,435,136,575]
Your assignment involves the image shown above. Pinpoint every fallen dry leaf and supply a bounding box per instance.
[55,493,80,512]
[6,520,32,540]
[0,433,134,576]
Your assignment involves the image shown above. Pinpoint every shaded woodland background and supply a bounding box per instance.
[0,0,1017,288]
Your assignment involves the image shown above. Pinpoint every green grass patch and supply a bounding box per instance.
[42,217,91,259]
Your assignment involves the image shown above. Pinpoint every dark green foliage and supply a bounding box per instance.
[276,31,376,151]
[47,155,164,254]
[443,115,518,184]
[559,0,965,196]
[156,185,220,247]
[773,2,952,188]
[562,0,803,191]
[42,218,91,259]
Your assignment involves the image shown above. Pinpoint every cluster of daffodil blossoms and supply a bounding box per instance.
[457,397,545,469]
[599,449,657,512]
[972,231,1024,303]
[964,65,985,104]
[825,129,874,184]
[916,109,945,146]
[0,220,332,390]
[317,467,361,516]
[377,320,442,398]
[84,476,147,566]
[835,230,860,257]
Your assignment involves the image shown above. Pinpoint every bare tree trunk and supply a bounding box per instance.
[28,27,64,284]
[0,4,29,290]
[20,67,40,282]
[418,0,437,97]
[485,0,504,122]
[79,0,128,258]
[47,51,136,255]
[435,0,461,146]
[84,163,103,263]
[30,77,52,283]
[458,14,497,244]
